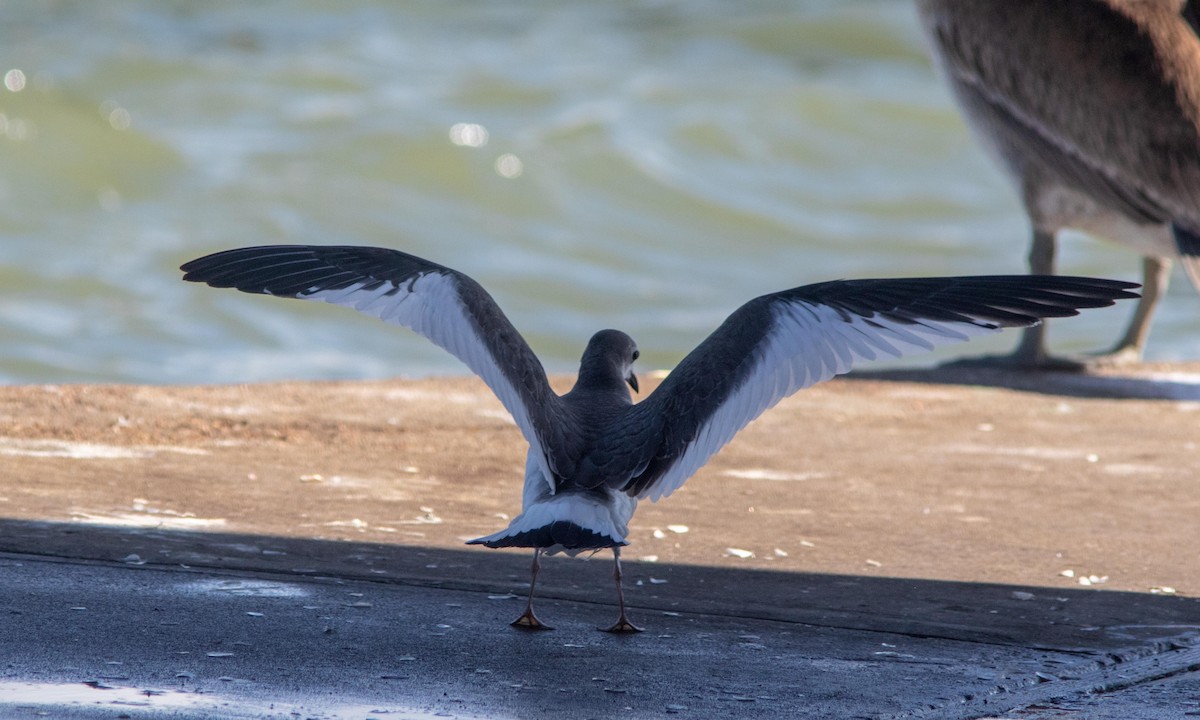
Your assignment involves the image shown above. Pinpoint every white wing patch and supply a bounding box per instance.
[637,300,999,502]
[294,272,558,493]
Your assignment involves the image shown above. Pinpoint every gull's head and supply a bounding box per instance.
[581,329,640,395]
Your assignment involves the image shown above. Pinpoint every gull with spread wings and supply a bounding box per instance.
[181,245,1137,632]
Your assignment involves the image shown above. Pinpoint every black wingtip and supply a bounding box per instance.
[179,245,456,298]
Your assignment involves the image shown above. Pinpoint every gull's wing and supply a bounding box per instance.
[180,245,575,488]
[616,275,1139,501]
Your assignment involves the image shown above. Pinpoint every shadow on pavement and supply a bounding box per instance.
[3,517,1196,651]
[851,364,1200,401]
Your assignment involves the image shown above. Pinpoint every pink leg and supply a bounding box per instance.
[602,547,643,633]
[511,548,552,630]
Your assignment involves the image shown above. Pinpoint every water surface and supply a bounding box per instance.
[0,1,1193,385]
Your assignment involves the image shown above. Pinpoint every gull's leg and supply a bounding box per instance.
[511,548,552,630]
[602,547,643,633]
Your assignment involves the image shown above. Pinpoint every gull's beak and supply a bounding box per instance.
[626,372,639,394]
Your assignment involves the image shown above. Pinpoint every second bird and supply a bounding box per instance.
[919,0,1200,367]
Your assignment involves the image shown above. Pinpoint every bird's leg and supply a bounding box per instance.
[949,227,1090,370]
[1096,255,1170,366]
[977,227,1101,370]
[602,547,643,633]
[1009,228,1058,367]
[511,548,552,630]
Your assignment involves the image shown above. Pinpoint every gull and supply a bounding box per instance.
[918,0,1200,367]
[181,244,1137,631]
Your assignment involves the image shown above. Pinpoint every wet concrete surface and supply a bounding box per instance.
[1,369,1198,718]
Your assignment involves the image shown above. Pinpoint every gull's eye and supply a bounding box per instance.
[632,350,640,362]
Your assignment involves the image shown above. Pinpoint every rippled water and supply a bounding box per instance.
[0,1,1194,385]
